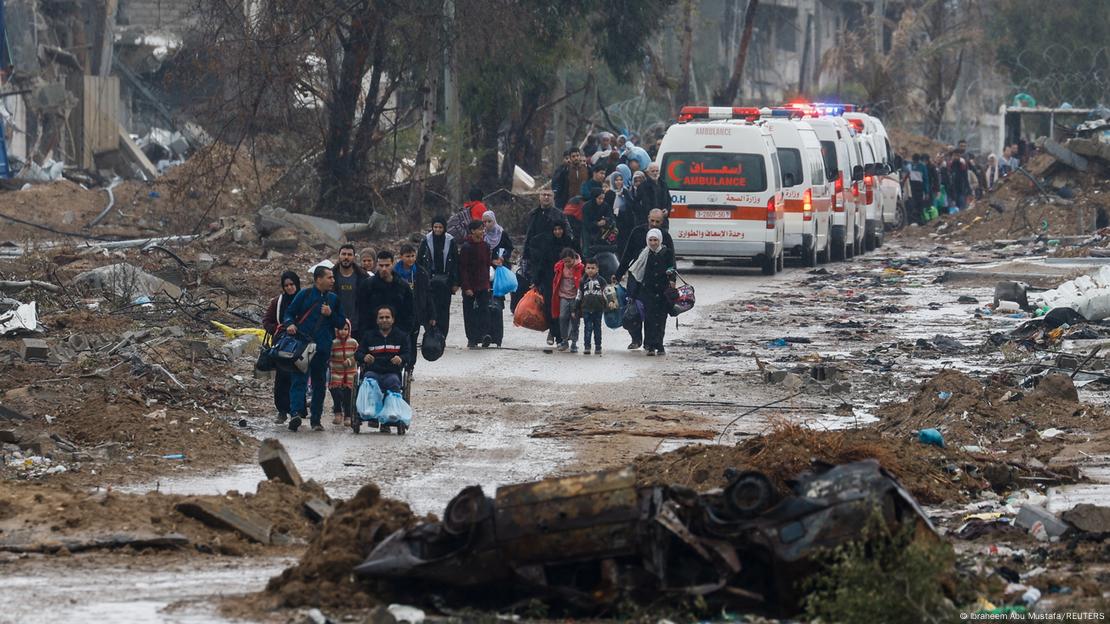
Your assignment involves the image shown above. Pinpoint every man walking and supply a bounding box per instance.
[282,265,345,432]
[553,147,590,210]
[334,244,368,334]
[459,220,492,349]
[417,216,459,337]
[394,243,436,370]
[357,250,415,341]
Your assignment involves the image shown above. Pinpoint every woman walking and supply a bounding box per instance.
[262,270,300,424]
[483,210,514,347]
[628,229,674,356]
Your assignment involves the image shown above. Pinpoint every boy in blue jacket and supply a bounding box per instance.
[283,265,345,432]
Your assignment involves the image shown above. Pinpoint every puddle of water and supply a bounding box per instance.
[802,410,880,431]
[0,556,291,624]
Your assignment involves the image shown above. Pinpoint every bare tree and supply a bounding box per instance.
[713,0,759,106]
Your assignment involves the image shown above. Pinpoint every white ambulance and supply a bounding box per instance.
[800,113,864,260]
[844,112,902,238]
[657,107,786,275]
[764,115,833,267]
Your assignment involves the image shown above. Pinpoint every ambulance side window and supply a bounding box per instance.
[770,152,782,191]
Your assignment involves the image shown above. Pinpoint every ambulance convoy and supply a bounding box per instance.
[657,104,902,274]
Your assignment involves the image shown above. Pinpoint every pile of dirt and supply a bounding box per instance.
[633,422,965,504]
[888,128,948,159]
[260,483,426,609]
[0,478,328,555]
[531,404,716,440]
[914,157,1110,243]
[876,370,1109,456]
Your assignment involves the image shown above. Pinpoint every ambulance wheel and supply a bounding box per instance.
[760,254,776,276]
[803,242,818,267]
[351,419,361,434]
[818,239,831,264]
[831,238,845,262]
[775,251,784,273]
[874,231,884,248]
[864,232,876,252]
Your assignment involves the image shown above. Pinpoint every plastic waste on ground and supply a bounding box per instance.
[916,428,945,448]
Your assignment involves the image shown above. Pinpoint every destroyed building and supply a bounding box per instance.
[0,0,198,182]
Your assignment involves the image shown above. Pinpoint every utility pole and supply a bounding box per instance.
[443,0,462,209]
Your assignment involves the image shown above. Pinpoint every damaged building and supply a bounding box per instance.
[0,0,198,182]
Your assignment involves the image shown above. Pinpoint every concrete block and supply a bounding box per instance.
[195,253,215,272]
[0,429,22,444]
[182,339,209,358]
[304,498,334,523]
[20,338,48,361]
[258,439,302,486]
[221,334,259,359]
[1015,504,1069,539]
[1062,504,1110,534]
[19,433,54,457]
[175,499,272,544]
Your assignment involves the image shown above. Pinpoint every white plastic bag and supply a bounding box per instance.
[356,376,384,418]
[378,391,413,426]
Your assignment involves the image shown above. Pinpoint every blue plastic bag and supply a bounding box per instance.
[492,265,519,298]
[603,284,626,329]
[356,376,384,420]
[378,390,413,426]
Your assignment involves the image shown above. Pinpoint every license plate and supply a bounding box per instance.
[695,210,731,219]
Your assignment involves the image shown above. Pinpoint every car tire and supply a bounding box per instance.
[875,231,884,248]
[818,238,831,264]
[864,232,876,252]
[803,241,817,267]
[776,251,784,273]
[831,238,845,262]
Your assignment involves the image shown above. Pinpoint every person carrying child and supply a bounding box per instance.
[551,248,584,353]
[329,319,358,426]
[576,257,607,355]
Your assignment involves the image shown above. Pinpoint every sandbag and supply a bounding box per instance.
[421,326,445,362]
[356,376,384,419]
[492,265,519,298]
[379,390,413,426]
[513,288,548,332]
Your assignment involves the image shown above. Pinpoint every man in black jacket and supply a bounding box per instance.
[522,190,571,276]
[356,306,411,395]
[334,243,369,334]
[394,243,436,370]
[616,209,674,282]
[357,251,415,340]
[645,163,673,225]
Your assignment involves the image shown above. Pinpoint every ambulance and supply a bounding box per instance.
[764,114,833,267]
[657,107,785,275]
[791,109,864,261]
[844,112,902,245]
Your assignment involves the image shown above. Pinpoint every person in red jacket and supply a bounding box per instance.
[459,219,492,348]
[465,187,488,221]
[551,248,584,353]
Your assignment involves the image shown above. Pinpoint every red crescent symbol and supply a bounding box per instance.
[667,159,684,183]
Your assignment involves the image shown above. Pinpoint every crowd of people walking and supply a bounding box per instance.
[261,131,680,431]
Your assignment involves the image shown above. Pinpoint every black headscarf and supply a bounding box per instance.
[278,270,301,321]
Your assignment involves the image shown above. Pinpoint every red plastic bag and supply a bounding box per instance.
[513,288,548,332]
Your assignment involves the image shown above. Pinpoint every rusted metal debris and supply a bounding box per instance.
[355,460,936,614]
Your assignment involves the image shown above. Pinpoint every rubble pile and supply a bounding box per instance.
[262,483,424,609]
[878,370,1109,456]
[0,474,329,555]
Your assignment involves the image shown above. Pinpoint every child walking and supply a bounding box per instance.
[576,258,606,355]
[551,248,584,353]
[329,320,358,426]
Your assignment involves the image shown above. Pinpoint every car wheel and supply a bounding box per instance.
[818,238,831,264]
[761,254,776,276]
[864,231,876,252]
[831,238,845,262]
[776,251,784,273]
[804,242,817,267]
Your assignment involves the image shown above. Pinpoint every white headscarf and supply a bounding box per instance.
[629,228,665,283]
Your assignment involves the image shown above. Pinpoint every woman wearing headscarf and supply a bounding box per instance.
[628,229,674,356]
[262,270,301,424]
[609,169,635,256]
[534,221,580,347]
[562,196,585,242]
[984,154,1001,192]
[482,210,514,347]
[583,184,616,257]
[417,215,460,338]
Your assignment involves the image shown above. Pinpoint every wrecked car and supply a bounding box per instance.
[355,459,937,614]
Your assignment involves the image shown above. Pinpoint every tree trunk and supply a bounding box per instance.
[677,0,695,105]
[476,107,501,195]
[713,0,759,106]
[406,66,439,230]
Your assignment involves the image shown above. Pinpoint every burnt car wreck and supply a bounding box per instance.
[355,460,937,614]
